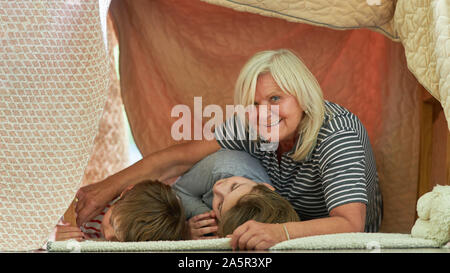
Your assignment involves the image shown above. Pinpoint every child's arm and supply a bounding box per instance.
[188,211,218,240]
[53,221,86,242]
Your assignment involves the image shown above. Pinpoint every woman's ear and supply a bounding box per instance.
[263,183,275,191]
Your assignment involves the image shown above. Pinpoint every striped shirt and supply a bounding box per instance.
[215,101,383,232]
[80,202,113,239]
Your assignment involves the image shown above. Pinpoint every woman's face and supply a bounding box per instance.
[251,73,303,142]
[212,176,274,220]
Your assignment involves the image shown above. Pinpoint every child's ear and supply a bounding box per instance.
[120,185,135,198]
[263,183,275,191]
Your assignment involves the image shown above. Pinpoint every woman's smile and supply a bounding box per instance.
[253,73,303,142]
[261,117,282,128]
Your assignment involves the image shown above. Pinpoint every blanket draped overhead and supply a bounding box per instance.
[0,0,448,251]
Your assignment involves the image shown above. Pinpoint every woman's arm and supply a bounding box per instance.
[110,139,221,191]
[229,202,366,250]
[286,202,366,237]
[75,139,220,226]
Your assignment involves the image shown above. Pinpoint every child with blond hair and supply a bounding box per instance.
[53,180,188,242]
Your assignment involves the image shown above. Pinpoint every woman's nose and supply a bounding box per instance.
[257,104,269,118]
[258,105,279,123]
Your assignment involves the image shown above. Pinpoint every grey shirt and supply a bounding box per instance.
[172,149,272,219]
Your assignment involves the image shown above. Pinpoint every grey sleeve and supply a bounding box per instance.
[172,183,211,219]
[172,153,217,219]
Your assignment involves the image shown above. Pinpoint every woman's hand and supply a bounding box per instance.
[229,220,286,250]
[75,179,117,226]
[188,211,219,240]
[53,221,86,242]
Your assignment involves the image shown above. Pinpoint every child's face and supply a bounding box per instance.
[100,186,134,241]
[101,206,117,241]
[212,176,274,220]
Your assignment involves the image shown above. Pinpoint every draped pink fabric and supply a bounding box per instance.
[110,0,422,233]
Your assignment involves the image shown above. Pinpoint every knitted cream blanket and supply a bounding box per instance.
[47,233,442,252]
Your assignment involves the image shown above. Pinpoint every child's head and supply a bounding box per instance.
[101,180,188,242]
[214,180,299,237]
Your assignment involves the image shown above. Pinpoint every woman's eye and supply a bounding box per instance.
[271,96,280,102]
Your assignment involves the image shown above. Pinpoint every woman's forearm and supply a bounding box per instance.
[284,215,363,240]
[285,202,366,239]
[107,139,221,195]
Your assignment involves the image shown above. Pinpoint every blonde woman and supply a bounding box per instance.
[75,49,382,250]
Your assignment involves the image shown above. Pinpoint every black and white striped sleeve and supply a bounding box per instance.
[318,130,368,212]
[214,114,256,153]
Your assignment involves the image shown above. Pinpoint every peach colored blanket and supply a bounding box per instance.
[110,0,421,236]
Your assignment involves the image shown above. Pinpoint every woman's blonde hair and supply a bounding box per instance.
[234,49,325,161]
[218,184,299,237]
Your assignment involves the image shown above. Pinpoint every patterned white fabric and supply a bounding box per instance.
[0,0,111,251]
[394,0,450,127]
[200,0,398,39]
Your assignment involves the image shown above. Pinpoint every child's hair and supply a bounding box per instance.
[110,180,189,241]
[218,184,300,237]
